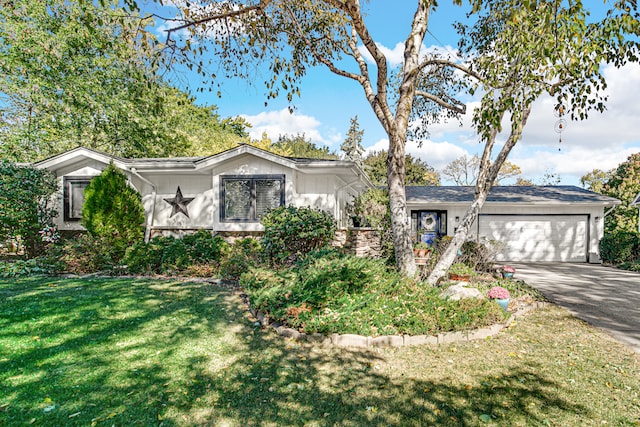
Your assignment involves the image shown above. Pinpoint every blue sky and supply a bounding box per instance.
[152,1,640,186]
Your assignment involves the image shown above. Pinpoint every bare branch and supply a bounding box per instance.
[418,57,483,81]
[165,0,269,42]
[415,90,466,114]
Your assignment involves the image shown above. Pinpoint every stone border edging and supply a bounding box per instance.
[245,297,549,348]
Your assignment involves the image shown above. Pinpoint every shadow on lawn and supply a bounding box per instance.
[1,277,591,426]
[0,276,233,426]
[181,332,589,426]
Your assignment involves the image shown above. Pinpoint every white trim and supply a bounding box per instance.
[33,147,128,171]
[194,144,299,171]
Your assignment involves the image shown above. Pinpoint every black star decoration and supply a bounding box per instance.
[164,186,195,218]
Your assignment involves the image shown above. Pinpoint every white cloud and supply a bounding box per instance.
[356,42,405,66]
[241,108,332,146]
[357,42,459,67]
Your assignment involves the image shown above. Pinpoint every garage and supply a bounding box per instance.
[478,214,589,262]
[405,186,621,264]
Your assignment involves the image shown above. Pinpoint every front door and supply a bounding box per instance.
[413,210,447,245]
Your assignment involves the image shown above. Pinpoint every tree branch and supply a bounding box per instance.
[415,90,466,114]
[281,4,364,83]
[165,0,269,42]
[418,57,483,81]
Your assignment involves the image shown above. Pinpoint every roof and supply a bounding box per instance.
[31,145,373,189]
[406,185,621,206]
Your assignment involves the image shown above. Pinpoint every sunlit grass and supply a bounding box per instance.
[1,276,639,426]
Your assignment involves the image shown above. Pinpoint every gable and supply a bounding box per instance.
[33,147,128,173]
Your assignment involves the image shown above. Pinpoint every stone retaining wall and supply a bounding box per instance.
[248,297,549,348]
[341,227,382,258]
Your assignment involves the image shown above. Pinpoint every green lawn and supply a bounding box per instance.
[1,277,639,426]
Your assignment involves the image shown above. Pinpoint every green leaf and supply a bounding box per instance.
[479,414,492,423]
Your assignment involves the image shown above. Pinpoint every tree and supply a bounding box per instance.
[581,169,614,194]
[602,153,640,234]
[364,150,440,186]
[272,134,338,159]
[0,162,57,258]
[82,163,145,260]
[442,155,521,185]
[442,155,479,185]
[159,0,639,279]
[0,0,248,161]
[160,1,469,276]
[539,170,562,186]
[426,0,639,284]
[515,177,535,186]
[341,116,365,166]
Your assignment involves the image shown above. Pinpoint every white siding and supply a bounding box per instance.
[148,174,214,229]
[407,202,607,263]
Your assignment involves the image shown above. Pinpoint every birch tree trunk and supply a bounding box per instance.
[427,105,532,285]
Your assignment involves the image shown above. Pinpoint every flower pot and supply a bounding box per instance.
[413,248,430,258]
[495,298,509,311]
[501,272,514,279]
[413,249,431,267]
[449,274,471,281]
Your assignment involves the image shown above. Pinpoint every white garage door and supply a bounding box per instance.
[478,215,588,262]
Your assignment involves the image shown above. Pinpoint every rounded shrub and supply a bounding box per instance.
[261,205,336,266]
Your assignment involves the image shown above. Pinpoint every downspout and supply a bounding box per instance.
[130,168,156,243]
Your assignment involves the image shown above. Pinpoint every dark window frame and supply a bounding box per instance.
[63,176,93,222]
[411,210,448,240]
[220,174,285,222]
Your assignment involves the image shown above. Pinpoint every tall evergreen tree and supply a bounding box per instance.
[340,116,365,166]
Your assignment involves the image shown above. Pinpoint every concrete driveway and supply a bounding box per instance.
[511,263,640,353]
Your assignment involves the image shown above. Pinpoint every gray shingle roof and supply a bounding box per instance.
[405,185,620,205]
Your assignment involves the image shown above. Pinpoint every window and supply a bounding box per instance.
[221,175,285,222]
[63,176,92,221]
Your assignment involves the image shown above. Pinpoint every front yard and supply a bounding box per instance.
[1,277,639,426]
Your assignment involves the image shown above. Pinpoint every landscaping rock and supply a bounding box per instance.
[333,334,370,347]
[403,335,438,346]
[275,326,302,340]
[371,335,403,348]
[440,283,483,301]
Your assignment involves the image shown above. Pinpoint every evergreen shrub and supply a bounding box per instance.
[82,163,145,260]
[261,205,336,266]
[123,231,228,274]
[219,238,262,280]
[0,161,58,258]
[241,250,506,336]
